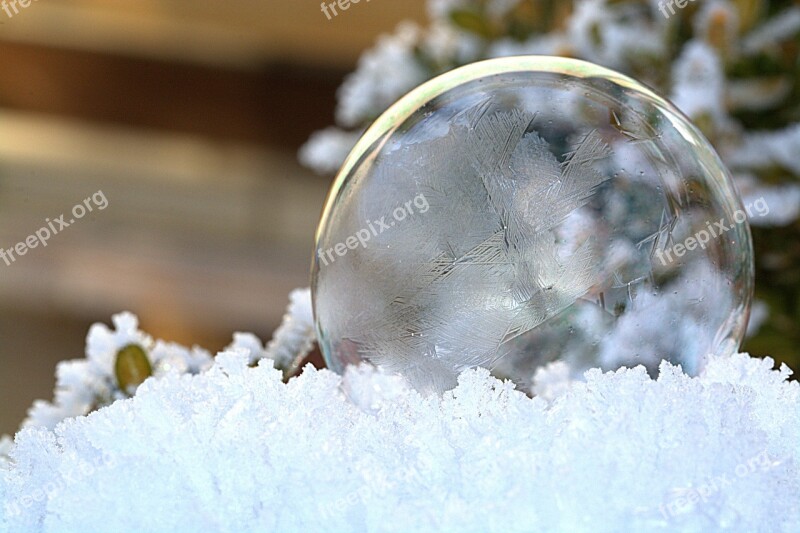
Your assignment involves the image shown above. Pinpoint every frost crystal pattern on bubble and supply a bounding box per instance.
[347,108,613,392]
[313,57,753,394]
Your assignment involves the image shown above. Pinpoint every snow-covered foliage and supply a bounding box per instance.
[301,0,800,231]
[20,312,213,431]
[12,290,314,433]
[262,287,316,378]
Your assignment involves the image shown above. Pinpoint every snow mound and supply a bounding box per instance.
[1,352,798,533]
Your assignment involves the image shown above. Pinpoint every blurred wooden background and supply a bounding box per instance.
[0,0,427,435]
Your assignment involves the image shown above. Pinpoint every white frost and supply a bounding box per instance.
[336,23,428,128]
[1,352,797,533]
[299,127,364,175]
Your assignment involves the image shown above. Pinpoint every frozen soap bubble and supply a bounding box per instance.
[312,56,754,395]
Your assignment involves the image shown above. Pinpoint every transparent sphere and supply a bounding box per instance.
[312,57,753,395]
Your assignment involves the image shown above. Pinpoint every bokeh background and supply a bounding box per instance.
[0,0,427,435]
[1,0,798,436]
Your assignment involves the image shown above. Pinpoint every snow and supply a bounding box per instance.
[261,287,316,374]
[299,127,364,175]
[335,22,428,128]
[567,0,665,70]
[743,7,800,54]
[670,41,726,124]
[728,125,800,177]
[1,349,797,533]
[733,173,800,227]
[21,312,214,431]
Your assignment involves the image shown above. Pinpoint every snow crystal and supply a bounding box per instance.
[737,180,800,228]
[261,287,316,374]
[336,23,428,128]
[21,312,214,431]
[0,437,11,470]
[746,300,769,338]
[530,360,572,401]
[727,125,800,177]
[567,0,665,70]
[426,0,523,22]
[671,40,726,123]
[743,7,800,54]
[1,352,797,533]
[299,127,364,175]
[421,23,482,66]
[487,34,570,59]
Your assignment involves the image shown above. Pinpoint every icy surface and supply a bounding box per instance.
[1,352,797,533]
